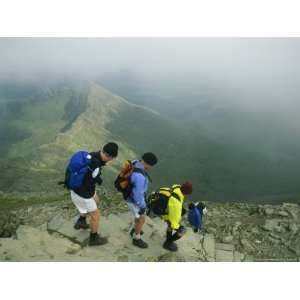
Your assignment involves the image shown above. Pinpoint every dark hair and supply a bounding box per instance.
[188,203,196,210]
[181,181,193,195]
[103,142,119,157]
[142,152,158,166]
[197,202,206,210]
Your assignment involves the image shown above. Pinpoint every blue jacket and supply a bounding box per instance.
[127,160,148,209]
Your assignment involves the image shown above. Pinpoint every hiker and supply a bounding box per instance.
[148,181,193,252]
[188,202,207,233]
[65,142,118,246]
[115,153,158,249]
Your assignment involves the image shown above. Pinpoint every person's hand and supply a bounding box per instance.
[177,225,186,236]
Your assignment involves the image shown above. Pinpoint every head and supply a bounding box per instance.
[101,142,119,162]
[197,202,206,210]
[180,181,193,195]
[141,152,158,170]
[197,202,207,214]
[188,202,196,210]
[189,201,207,214]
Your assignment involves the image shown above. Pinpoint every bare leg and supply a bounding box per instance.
[132,215,148,248]
[89,209,100,233]
[88,207,108,246]
[94,193,101,206]
[135,215,145,235]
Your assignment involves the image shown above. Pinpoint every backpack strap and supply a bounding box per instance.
[159,187,172,193]
[171,192,181,201]
[172,184,181,190]
[159,186,181,202]
[171,185,182,202]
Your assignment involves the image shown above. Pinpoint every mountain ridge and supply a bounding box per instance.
[1,81,300,203]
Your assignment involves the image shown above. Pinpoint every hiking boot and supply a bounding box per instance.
[129,228,144,237]
[163,241,178,252]
[89,234,108,246]
[74,217,89,230]
[132,238,148,249]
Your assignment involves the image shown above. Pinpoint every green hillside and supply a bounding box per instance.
[98,76,300,203]
[0,83,133,193]
[0,81,299,204]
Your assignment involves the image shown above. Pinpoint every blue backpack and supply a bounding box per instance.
[188,203,204,232]
[64,151,92,190]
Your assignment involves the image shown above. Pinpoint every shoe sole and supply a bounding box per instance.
[89,242,108,246]
[132,241,148,249]
[89,238,108,246]
[74,226,89,230]
[163,244,178,252]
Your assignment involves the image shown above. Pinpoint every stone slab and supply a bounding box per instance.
[203,234,215,260]
[215,242,234,251]
[215,249,234,262]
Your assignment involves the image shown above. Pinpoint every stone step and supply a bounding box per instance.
[215,242,235,261]
[48,217,90,246]
[233,251,245,262]
[215,249,234,262]
[203,233,216,261]
[215,243,234,251]
[0,225,83,261]
[1,212,248,262]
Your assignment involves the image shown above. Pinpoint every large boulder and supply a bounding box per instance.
[261,219,281,232]
[240,238,256,253]
[158,252,186,262]
[0,211,20,238]
[282,203,299,220]
[0,225,82,261]
[215,243,234,262]
[222,235,234,244]
[288,224,299,235]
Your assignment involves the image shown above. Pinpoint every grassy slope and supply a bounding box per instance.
[0,82,299,204]
[0,87,85,191]
[0,83,138,193]
[106,99,300,203]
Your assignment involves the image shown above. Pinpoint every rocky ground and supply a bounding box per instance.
[0,198,299,262]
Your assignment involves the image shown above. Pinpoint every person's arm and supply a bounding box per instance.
[90,167,102,184]
[89,157,103,185]
[131,173,146,210]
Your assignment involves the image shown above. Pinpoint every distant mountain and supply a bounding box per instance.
[0,80,300,203]
[97,75,300,203]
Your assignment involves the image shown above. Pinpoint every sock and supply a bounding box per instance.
[134,233,141,240]
[166,230,173,242]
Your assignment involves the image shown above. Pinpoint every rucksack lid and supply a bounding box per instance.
[114,160,150,199]
[64,150,92,190]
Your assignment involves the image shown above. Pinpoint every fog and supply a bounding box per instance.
[0,38,300,113]
[1,38,300,201]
